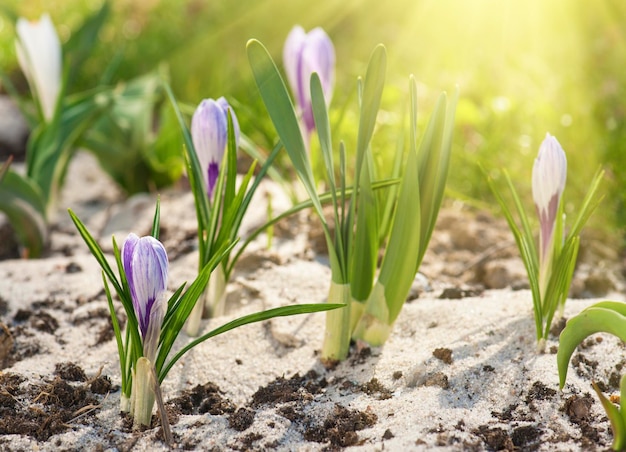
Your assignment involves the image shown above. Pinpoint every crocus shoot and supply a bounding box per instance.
[69,201,341,432]
[0,4,112,257]
[164,84,288,337]
[248,39,457,362]
[487,133,603,351]
[185,97,240,333]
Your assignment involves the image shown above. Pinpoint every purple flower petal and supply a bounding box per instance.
[283,25,335,139]
[532,133,567,262]
[121,233,168,359]
[191,97,240,200]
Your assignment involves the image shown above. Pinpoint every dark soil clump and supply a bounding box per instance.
[303,404,377,447]
[167,381,235,417]
[251,370,325,406]
[0,369,106,441]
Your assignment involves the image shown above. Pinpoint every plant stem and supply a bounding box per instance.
[321,282,351,362]
[351,281,392,346]
[132,357,156,428]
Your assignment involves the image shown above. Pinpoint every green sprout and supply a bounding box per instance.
[164,83,284,336]
[248,39,456,362]
[558,301,626,451]
[487,134,603,351]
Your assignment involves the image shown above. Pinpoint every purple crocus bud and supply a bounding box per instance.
[532,133,567,264]
[122,233,169,361]
[283,25,335,142]
[191,97,240,200]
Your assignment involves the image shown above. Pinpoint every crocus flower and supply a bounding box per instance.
[283,25,335,144]
[532,133,567,284]
[191,97,240,199]
[122,233,169,361]
[15,14,62,122]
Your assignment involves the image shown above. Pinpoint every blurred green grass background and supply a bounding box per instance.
[1,0,625,241]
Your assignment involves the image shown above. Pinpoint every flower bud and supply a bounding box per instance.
[191,97,240,199]
[15,14,62,121]
[122,233,169,361]
[532,132,567,274]
[283,25,335,140]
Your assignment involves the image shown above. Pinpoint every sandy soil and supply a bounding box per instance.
[0,152,624,451]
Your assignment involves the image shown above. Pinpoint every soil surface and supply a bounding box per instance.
[0,152,625,451]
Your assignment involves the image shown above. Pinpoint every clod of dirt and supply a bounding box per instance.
[167,382,235,416]
[564,394,594,423]
[90,375,112,394]
[229,407,255,431]
[414,371,450,390]
[383,429,394,439]
[474,425,514,451]
[439,286,483,299]
[525,381,556,403]
[433,347,453,364]
[361,377,392,400]
[54,362,87,382]
[29,311,59,334]
[251,370,325,407]
[0,373,101,441]
[511,425,542,449]
[65,262,82,273]
[303,404,377,447]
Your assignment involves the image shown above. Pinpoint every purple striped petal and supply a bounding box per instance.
[532,133,567,262]
[191,97,239,199]
[283,25,335,137]
[121,233,168,359]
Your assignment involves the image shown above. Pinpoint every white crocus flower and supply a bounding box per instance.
[15,14,62,122]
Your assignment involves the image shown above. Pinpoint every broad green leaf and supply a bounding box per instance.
[355,45,386,180]
[592,381,626,451]
[64,1,110,89]
[350,157,379,303]
[27,88,110,208]
[420,88,458,263]
[0,171,47,257]
[162,302,345,382]
[246,40,324,223]
[378,145,421,322]
[557,305,626,388]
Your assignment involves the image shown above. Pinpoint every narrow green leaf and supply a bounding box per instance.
[568,169,604,238]
[378,146,421,322]
[350,157,379,302]
[355,45,387,179]
[246,40,324,223]
[223,111,238,211]
[151,196,161,240]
